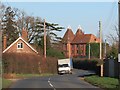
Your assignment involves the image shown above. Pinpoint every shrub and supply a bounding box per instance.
[2,53,58,75]
[2,53,41,74]
[47,48,65,59]
[39,56,58,74]
[84,75,119,89]
[73,59,100,75]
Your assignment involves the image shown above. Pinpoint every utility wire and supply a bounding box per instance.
[103,1,117,31]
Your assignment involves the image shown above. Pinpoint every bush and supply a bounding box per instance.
[73,59,100,75]
[84,75,119,89]
[2,53,41,74]
[2,53,58,75]
[40,56,58,74]
[86,43,106,58]
[47,48,65,59]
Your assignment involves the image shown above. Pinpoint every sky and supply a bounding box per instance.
[1,0,118,2]
[2,1,118,43]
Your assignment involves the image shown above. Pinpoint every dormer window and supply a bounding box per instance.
[17,43,23,49]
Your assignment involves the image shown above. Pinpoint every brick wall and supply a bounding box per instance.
[5,39,37,54]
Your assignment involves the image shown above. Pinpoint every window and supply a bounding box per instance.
[72,50,74,53]
[77,44,79,48]
[63,44,66,50]
[94,38,96,41]
[77,50,79,54]
[17,43,23,49]
[58,64,69,67]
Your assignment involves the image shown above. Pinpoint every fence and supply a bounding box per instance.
[103,58,119,78]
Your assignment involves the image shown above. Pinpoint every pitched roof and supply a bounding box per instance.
[89,34,100,43]
[72,34,100,44]
[75,28,84,36]
[72,29,85,43]
[62,28,74,43]
[3,37,38,54]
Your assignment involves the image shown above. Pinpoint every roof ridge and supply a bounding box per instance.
[3,37,38,54]
[62,28,75,43]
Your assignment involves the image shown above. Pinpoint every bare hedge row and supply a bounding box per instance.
[2,53,58,74]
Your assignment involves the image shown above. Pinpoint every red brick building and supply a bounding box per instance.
[3,28,38,54]
[62,26,100,58]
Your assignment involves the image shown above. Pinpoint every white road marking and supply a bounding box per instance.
[48,77,56,90]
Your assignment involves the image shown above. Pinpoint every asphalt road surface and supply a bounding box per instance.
[8,69,102,90]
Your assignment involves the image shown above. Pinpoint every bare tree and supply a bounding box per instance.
[106,24,119,58]
[0,3,5,30]
[107,24,118,45]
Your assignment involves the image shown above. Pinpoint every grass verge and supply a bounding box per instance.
[3,73,56,79]
[2,78,12,88]
[84,75,119,89]
[2,73,55,88]
[15,73,55,78]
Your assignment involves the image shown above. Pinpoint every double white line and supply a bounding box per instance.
[48,77,56,90]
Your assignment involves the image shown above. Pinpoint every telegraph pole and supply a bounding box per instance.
[104,39,107,59]
[89,43,91,60]
[99,21,103,77]
[44,19,46,59]
[68,32,71,58]
[118,0,120,88]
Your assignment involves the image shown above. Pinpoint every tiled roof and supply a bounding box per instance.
[62,28,74,43]
[72,34,100,44]
[62,27,100,44]
[89,34,100,43]
[75,28,84,36]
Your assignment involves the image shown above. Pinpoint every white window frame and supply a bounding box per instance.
[17,42,23,49]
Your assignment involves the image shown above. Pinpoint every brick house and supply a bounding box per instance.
[62,26,100,58]
[3,28,38,54]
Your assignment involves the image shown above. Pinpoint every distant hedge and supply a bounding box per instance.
[86,43,106,58]
[47,48,65,59]
[73,59,100,75]
[86,43,100,58]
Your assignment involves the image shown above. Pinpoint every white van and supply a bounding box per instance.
[58,58,73,74]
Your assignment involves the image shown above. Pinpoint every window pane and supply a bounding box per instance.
[21,43,23,48]
[17,43,23,49]
[18,44,20,48]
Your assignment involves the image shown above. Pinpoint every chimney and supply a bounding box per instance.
[3,35,7,50]
[21,28,28,42]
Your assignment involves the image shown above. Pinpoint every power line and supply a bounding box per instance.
[103,1,117,31]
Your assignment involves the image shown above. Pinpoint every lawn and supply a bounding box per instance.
[84,75,119,89]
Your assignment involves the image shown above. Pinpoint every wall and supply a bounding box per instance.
[5,39,36,54]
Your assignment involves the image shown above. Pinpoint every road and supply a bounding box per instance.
[9,69,102,90]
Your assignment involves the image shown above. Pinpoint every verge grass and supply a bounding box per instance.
[15,73,54,78]
[84,75,119,89]
[2,73,55,88]
[2,78,12,88]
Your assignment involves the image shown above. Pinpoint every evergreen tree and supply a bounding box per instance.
[2,6,19,46]
[16,9,64,49]
[31,18,64,49]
